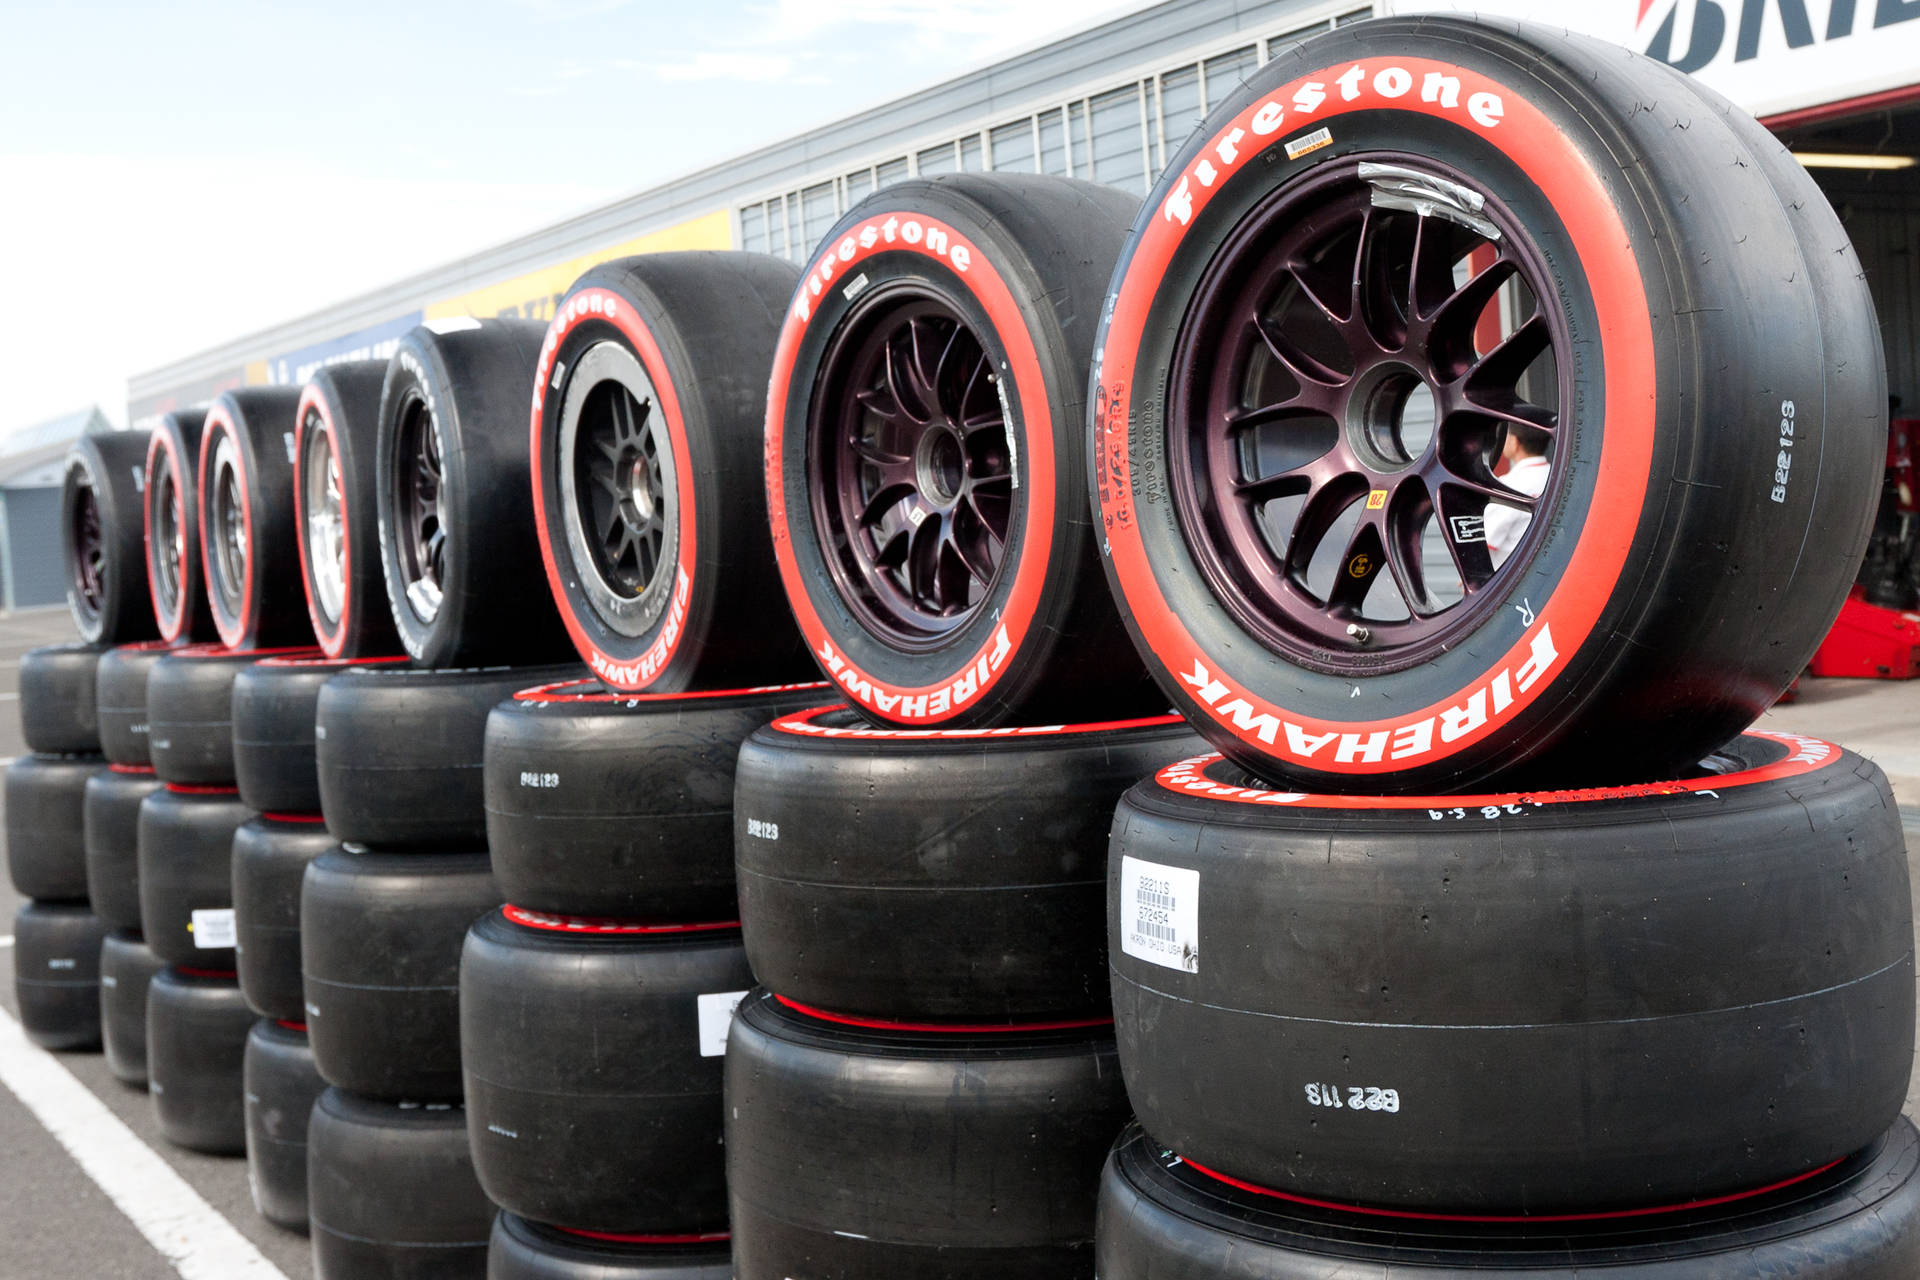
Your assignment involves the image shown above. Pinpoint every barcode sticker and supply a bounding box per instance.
[191,908,236,949]
[1119,856,1200,973]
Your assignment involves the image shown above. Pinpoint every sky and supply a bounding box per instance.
[0,0,1149,440]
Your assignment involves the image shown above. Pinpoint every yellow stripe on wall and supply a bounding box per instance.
[423,209,733,325]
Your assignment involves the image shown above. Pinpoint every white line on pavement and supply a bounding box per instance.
[0,1005,290,1280]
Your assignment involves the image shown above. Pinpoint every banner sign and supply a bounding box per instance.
[1378,0,1920,119]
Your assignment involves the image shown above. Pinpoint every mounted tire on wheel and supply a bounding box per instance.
[295,360,405,658]
[64,427,157,645]
[767,174,1157,728]
[1089,17,1886,791]
[145,411,218,645]
[532,252,811,691]
[197,388,313,650]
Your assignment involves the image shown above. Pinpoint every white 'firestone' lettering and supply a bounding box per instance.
[790,214,976,325]
[1179,625,1559,764]
[1156,61,1505,228]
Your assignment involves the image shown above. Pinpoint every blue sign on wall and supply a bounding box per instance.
[268,312,425,387]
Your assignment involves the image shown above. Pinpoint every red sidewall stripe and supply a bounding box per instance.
[773,994,1113,1035]
[1095,57,1656,774]
[1179,1153,1847,1225]
[108,764,156,775]
[165,783,239,796]
[502,905,740,935]
[768,703,1185,740]
[276,1020,308,1032]
[261,812,327,824]
[292,385,350,658]
[530,289,700,692]
[144,429,189,643]
[763,212,1057,725]
[1152,731,1843,810]
[196,404,256,652]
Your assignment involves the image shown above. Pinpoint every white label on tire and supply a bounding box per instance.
[1119,856,1200,973]
[190,908,235,949]
[697,990,749,1057]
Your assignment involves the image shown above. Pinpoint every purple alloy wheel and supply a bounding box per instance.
[808,289,1014,651]
[1169,156,1570,675]
[70,475,107,626]
[394,396,446,625]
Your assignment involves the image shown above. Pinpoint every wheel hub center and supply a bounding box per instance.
[622,451,656,526]
[1347,362,1435,474]
[916,424,966,508]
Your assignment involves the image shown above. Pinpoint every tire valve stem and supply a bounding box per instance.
[1347,622,1371,645]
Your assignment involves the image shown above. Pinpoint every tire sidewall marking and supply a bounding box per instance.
[510,677,827,706]
[195,403,255,651]
[765,212,1056,723]
[1096,55,1656,773]
[1151,730,1838,810]
[531,287,699,691]
[293,384,350,658]
[767,703,1185,741]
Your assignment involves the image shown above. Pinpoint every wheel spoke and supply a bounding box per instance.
[1422,255,1518,376]
[1383,484,1437,617]
[886,334,933,424]
[858,482,916,530]
[1353,208,1412,353]
[1323,521,1386,612]
[1464,313,1552,397]
[1407,215,1463,321]
[1254,316,1346,388]
[948,505,997,586]
[1284,481,1365,583]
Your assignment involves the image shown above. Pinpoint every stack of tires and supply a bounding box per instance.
[729,176,1209,1279]
[139,387,323,1159]
[304,323,579,1278]
[1077,18,1920,1276]
[9,644,113,1053]
[10,427,162,1057]
[467,252,816,1279]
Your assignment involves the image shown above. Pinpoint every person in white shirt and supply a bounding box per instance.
[1483,425,1550,567]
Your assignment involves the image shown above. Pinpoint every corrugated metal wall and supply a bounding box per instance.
[1817,175,1920,412]
[2,488,67,610]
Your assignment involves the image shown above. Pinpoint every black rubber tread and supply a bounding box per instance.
[308,1087,492,1278]
[19,642,103,754]
[375,319,575,668]
[83,765,163,932]
[137,784,251,968]
[294,360,406,658]
[101,930,164,1087]
[1108,732,1915,1212]
[725,989,1129,1279]
[145,410,218,644]
[1088,17,1886,792]
[485,678,826,918]
[147,967,251,1155]
[244,1018,326,1232]
[149,644,318,786]
[462,909,751,1233]
[64,427,158,644]
[488,1213,732,1280]
[1096,1120,1920,1278]
[735,705,1204,1019]
[196,387,312,649]
[6,753,107,900]
[302,849,499,1101]
[234,654,402,813]
[316,662,581,848]
[232,815,335,1021]
[96,640,175,766]
[13,901,107,1051]
[531,251,813,692]
[769,174,1157,728]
